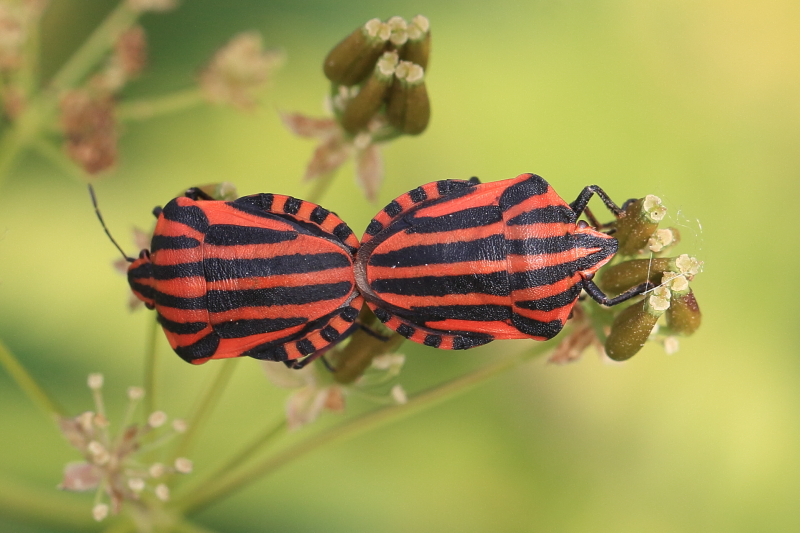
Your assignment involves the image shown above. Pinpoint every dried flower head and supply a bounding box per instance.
[0,3,27,71]
[59,90,118,175]
[200,32,284,110]
[58,375,191,519]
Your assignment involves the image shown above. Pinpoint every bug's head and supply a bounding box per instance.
[127,249,155,309]
[574,221,617,279]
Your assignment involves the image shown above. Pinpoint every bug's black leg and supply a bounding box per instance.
[468,176,481,184]
[184,187,214,201]
[582,278,654,307]
[570,185,625,218]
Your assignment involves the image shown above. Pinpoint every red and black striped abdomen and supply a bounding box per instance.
[356,174,617,348]
[133,193,363,365]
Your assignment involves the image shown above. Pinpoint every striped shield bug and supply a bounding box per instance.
[354,173,653,349]
[91,186,363,367]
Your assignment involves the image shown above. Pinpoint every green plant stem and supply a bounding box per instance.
[31,137,87,183]
[0,337,65,418]
[173,519,221,533]
[48,1,140,92]
[305,170,338,204]
[171,361,239,459]
[0,475,94,530]
[143,314,160,416]
[175,342,554,514]
[116,88,206,122]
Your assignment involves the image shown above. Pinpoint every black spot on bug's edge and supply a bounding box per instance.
[321,325,340,342]
[511,314,563,339]
[423,334,442,347]
[452,335,493,350]
[409,187,428,203]
[384,200,403,218]
[283,197,302,215]
[233,194,274,212]
[499,174,549,211]
[247,343,289,361]
[396,323,416,338]
[296,339,316,356]
[365,219,384,236]
[333,223,353,243]
[174,333,221,363]
[340,306,360,322]
[310,206,330,224]
[373,307,391,323]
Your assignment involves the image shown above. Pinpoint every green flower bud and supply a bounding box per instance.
[386,61,430,135]
[324,19,390,86]
[615,195,667,256]
[401,15,430,69]
[597,258,673,295]
[605,292,666,361]
[340,51,398,134]
[666,290,701,335]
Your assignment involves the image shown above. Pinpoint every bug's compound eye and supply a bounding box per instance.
[152,206,163,218]
[577,220,589,229]
[138,249,150,260]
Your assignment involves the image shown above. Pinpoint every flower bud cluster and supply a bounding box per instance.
[324,15,431,137]
[582,196,703,362]
[57,373,191,520]
[284,16,432,201]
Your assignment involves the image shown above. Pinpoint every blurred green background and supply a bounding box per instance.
[1,0,799,531]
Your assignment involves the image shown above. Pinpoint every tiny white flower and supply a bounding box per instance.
[87,373,104,390]
[127,386,144,401]
[155,483,170,501]
[172,419,188,433]
[390,384,408,404]
[663,336,680,355]
[128,478,145,492]
[174,457,193,474]
[149,463,165,478]
[92,503,109,521]
[147,411,167,428]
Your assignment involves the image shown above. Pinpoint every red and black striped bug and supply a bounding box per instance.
[354,173,652,349]
[91,187,363,368]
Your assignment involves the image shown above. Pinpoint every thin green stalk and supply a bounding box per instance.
[116,88,206,122]
[31,137,87,183]
[305,170,338,204]
[48,1,140,92]
[0,475,94,530]
[171,361,239,459]
[18,2,46,96]
[177,418,286,497]
[143,314,160,416]
[176,342,554,514]
[0,337,65,418]
[173,519,220,533]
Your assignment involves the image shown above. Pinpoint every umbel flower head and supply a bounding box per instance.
[57,374,192,520]
[284,15,431,202]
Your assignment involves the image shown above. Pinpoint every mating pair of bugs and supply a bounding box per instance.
[94,173,651,369]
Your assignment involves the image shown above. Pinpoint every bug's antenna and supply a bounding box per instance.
[88,185,135,263]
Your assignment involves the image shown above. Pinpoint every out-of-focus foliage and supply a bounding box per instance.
[1,0,798,532]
